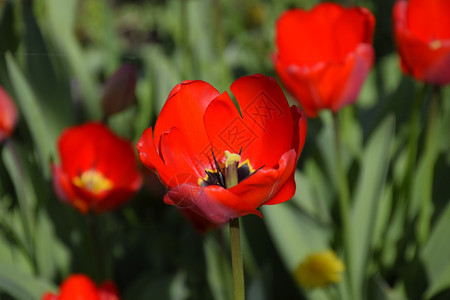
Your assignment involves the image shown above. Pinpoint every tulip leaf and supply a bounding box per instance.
[2,141,37,258]
[41,0,100,119]
[262,203,330,300]
[422,201,450,298]
[291,167,332,226]
[141,45,181,115]
[6,54,55,173]
[0,263,56,299]
[34,211,70,281]
[350,115,395,298]
[22,1,74,130]
[203,234,233,300]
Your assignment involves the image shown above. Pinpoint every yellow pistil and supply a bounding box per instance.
[225,150,241,168]
[72,169,113,194]
[430,40,442,50]
[295,250,345,289]
[224,151,240,188]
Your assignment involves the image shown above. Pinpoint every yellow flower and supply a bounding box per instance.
[295,250,345,289]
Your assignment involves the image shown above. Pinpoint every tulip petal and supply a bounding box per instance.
[394,0,450,85]
[164,183,261,224]
[203,91,249,161]
[153,80,219,156]
[407,0,450,41]
[230,74,294,167]
[263,171,296,205]
[290,106,308,161]
[228,149,297,207]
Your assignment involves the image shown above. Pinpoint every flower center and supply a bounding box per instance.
[429,40,442,50]
[72,170,114,194]
[198,150,261,188]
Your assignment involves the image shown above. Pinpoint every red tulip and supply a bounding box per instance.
[42,274,119,300]
[273,3,375,117]
[137,74,307,224]
[0,85,18,143]
[393,0,450,85]
[52,122,142,214]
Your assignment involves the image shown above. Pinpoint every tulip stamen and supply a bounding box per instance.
[72,169,113,195]
[198,149,261,188]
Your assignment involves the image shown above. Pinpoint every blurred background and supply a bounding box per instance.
[0,0,450,299]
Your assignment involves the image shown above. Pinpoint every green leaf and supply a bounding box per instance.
[6,54,55,174]
[350,115,395,298]
[34,211,70,281]
[262,203,330,300]
[203,234,233,300]
[0,263,56,300]
[422,201,450,298]
[263,203,330,272]
[291,167,332,226]
[42,0,100,119]
[2,141,37,258]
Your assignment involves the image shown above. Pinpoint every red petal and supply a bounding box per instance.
[276,4,344,66]
[290,106,307,161]
[137,127,167,175]
[98,281,120,300]
[58,123,140,188]
[59,275,100,300]
[230,74,294,167]
[203,91,247,161]
[334,7,375,56]
[41,293,58,300]
[274,44,373,117]
[164,183,261,224]
[153,80,219,157]
[394,0,450,85]
[228,149,297,208]
[160,127,210,180]
[163,148,297,224]
[0,86,18,142]
[407,0,450,41]
[263,171,296,205]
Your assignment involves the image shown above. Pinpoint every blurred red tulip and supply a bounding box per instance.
[273,2,375,117]
[52,122,142,214]
[42,274,119,300]
[137,74,307,224]
[101,63,137,117]
[0,85,18,143]
[393,0,450,85]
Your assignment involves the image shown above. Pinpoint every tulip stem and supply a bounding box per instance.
[230,218,245,300]
[332,113,355,300]
[87,213,105,280]
[417,85,440,245]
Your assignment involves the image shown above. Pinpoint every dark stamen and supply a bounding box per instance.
[210,148,225,187]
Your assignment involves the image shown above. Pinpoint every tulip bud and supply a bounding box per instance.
[101,63,137,117]
[0,85,18,143]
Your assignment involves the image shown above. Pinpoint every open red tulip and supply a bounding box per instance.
[273,2,375,117]
[137,74,307,224]
[52,122,142,214]
[393,0,450,85]
[42,274,119,300]
[0,85,18,143]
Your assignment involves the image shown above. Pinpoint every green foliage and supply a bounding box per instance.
[0,0,449,299]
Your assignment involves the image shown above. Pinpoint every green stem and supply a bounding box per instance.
[230,218,245,300]
[417,85,440,245]
[332,113,355,300]
[86,213,106,280]
[401,84,426,201]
